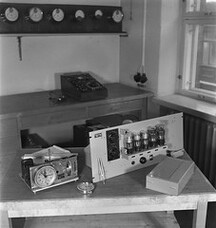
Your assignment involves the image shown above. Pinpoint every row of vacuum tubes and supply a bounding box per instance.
[123,124,165,155]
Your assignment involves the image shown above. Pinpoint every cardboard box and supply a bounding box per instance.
[146,157,194,195]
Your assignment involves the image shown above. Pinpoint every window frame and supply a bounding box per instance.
[177,0,216,104]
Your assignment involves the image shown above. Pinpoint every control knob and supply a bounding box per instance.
[140,157,147,164]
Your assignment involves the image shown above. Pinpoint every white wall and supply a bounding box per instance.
[0,0,181,143]
[0,0,121,96]
[119,0,144,87]
[157,0,181,97]
[120,0,181,117]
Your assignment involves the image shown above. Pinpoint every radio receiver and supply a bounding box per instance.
[61,72,108,101]
[84,113,184,183]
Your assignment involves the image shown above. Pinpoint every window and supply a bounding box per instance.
[179,0,216,103]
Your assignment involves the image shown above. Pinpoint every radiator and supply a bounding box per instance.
[184,114,216,187]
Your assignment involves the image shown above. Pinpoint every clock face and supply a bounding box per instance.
[34,165,56,188]
[29,7,43,22]
[112,9,124,23]
[75,10,85,21]
[5,7,19,22]
[52,8,64,22]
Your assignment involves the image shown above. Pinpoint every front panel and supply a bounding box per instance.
[88,113,184,183]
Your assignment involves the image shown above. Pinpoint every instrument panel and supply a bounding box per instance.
[0,3,124,34]
[86,113,184,183]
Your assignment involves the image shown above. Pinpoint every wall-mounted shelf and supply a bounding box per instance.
[0,32,128,37]
[0,3,126,35]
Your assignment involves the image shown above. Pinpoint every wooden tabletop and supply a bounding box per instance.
[1,148,216,218]
[0,83,153,119]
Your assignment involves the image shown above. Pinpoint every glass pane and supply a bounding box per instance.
[202,25,216,66]
[197,25,216,92]
[186,0,216,13]
[205,0,216,12]
[186,0,201,12]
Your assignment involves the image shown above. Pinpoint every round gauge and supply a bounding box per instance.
[52,8,64,22]
[5,7,19,22]
[75,9,85,21]
[112,9,124,23]
[95,9,103,19]
[29,7,43,22]
[34,165,56,188]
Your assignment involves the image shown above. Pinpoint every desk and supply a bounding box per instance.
[0,149,216,228]
[0,83,153,178]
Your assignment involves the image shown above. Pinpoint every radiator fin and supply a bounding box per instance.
[184,114,216,187]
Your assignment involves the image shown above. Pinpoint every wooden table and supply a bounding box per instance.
[0,83,153,178]
[1,149,216,228]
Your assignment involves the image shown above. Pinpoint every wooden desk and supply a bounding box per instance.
[0,149,216,228]
[0,83,153,178]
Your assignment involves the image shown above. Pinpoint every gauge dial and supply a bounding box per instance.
[112,9,124,23]
[5,7,19,22]
[75,10,85,21]
[95,9,103,19]
[52,8,64,22]
[29,7,43,22]
[34,165,56,188]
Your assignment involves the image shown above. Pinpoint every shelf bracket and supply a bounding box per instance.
[17,36,22,61]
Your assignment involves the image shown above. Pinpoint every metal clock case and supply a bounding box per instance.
[21,153,79,193]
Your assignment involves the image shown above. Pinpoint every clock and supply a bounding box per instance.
[52,8,64,22]
[29,7,43,22]
[75,9,85,21]
[5,7,19,22]
[112,9,124,23]
[34,165,57,188]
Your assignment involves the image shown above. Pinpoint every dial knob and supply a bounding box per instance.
[29,7,43,22]
[75,10,85,21]
[112,9,124,23]
[140,157,147,164]
[52,8,64,22]
[5,7,19,22]
[95,9,103,19]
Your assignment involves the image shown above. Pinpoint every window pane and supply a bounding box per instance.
[182,23,216,94]
[197,25,216,92]
[202,25,216,66]
[186,0,216,13]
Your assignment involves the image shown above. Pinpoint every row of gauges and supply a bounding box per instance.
[1,6,124,23]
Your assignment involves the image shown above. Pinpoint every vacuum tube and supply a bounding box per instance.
[133,132,141,152]
[156,125,165,146]
[141,131,149,150]
[148,127,157,148]
[124,132,133,155]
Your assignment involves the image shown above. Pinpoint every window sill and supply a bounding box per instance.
[153,94,216,123]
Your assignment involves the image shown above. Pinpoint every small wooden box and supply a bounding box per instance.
[146,157,194,195]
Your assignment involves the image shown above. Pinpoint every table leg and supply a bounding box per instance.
[0,210,12,228]
[192,201,208,228]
